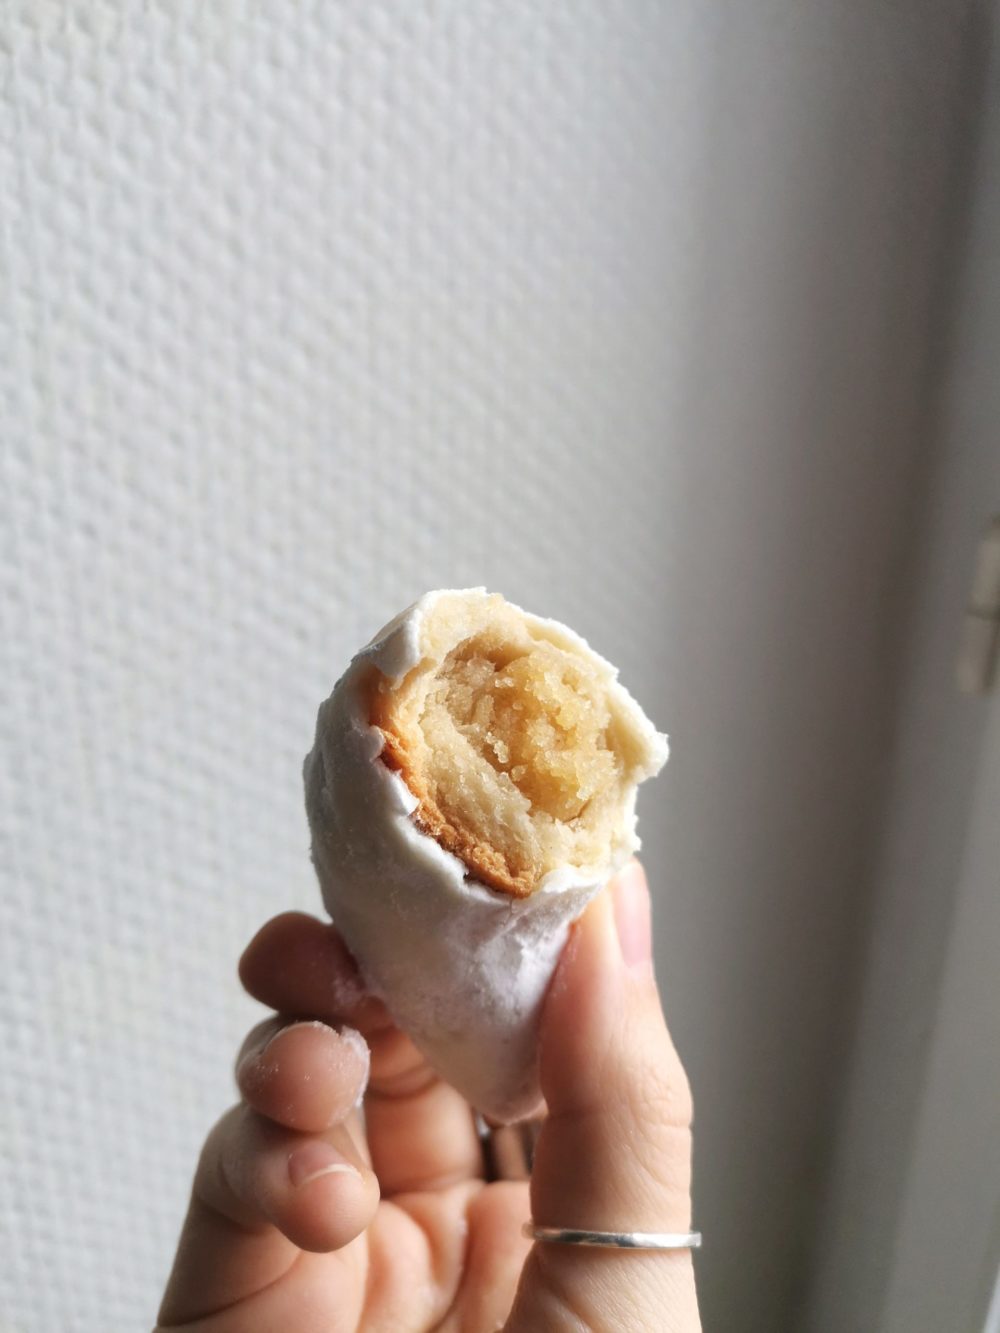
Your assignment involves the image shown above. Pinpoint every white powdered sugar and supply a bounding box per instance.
[304,589,666,1123]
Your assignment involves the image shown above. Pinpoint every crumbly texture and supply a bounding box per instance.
[370,593,650,897]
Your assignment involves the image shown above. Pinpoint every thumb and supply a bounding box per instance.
[506,861,701,1332]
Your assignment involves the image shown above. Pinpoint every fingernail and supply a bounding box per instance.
[612,861,653,974]
[288,1141,362,1189]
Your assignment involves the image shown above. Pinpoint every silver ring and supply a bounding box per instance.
[524,1223,702,1251]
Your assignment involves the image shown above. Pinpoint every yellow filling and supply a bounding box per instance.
[373,594,648,897]
[424,639,618,823]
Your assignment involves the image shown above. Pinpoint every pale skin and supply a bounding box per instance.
[158,861,702,1331]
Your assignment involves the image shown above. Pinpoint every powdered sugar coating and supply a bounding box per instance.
[303,589,667,1123]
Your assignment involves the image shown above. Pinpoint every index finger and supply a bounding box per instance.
[239,912,392,1036]
[239,913,485,1195]
[241,913,438,1095]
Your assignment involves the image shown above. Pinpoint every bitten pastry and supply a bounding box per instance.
[303,588,667,1123]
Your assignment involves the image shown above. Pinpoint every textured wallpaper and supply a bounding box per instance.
[0,3,971,1330]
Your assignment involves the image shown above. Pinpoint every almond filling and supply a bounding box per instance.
[371,594,649,897]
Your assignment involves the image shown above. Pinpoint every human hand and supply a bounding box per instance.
[157,861,701,1331]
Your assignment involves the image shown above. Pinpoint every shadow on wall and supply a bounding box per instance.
[646,3,987,1329]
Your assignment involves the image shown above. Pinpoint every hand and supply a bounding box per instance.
[157,861,701,1331]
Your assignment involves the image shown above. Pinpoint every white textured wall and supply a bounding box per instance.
[0,4,974,1330]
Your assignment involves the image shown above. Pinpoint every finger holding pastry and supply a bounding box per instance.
[160,588,701,1332]
[506,862,702,1332]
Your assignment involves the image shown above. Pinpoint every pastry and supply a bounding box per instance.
[304,588,667,1122]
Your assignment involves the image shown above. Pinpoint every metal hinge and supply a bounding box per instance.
[956,515,1000,695]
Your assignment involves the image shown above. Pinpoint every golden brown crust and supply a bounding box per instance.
[369,669,534,898]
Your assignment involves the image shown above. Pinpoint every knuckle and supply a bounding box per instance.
[633,1058,694,1133]
[601,1029,695,1133]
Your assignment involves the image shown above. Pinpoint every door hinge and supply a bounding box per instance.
[956,515,1000,695]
